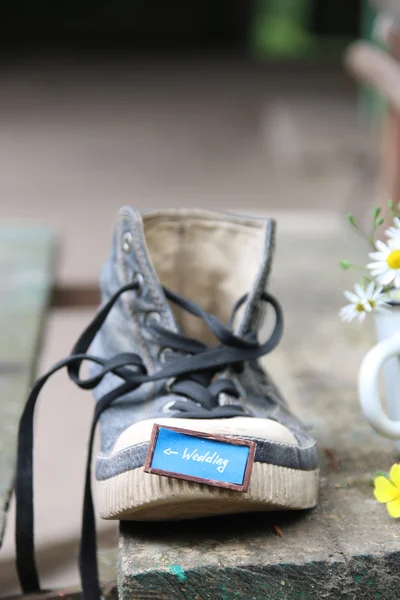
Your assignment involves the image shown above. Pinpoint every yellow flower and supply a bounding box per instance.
[374,464,400,517]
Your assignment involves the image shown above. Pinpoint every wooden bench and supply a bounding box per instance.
[3,217,400,599]
[0,226,114,599]
[117,217,400,599]
[0,226,55,548]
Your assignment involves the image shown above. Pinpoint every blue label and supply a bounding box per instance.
[150,427,251,486]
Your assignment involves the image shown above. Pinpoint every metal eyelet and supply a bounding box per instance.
[164,377,176,393]
[145,311,162,327]
[162,399,176,413]
[132,272,144,296]
[159,347,173,363]
[218,393,233,406]
[122,231,133,253]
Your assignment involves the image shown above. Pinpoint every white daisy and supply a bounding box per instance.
[386,216,400,242]
[368,239,400,288]
[339,282,389,323]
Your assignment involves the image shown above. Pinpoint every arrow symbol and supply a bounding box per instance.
[163,448,179,456]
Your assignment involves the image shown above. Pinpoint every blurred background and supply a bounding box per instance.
[0,0,379,277]
[0,0,386,595]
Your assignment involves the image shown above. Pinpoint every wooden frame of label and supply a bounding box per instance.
[144,424,257,492]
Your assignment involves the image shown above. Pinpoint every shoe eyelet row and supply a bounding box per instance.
[159,347,173,363]
[164,377,176,393]
[132,272,144,295]
[162,399,176,413]
[122,231,133,253]
[123,266,144,296]
[121,231,144,296]
[145,311,162,327]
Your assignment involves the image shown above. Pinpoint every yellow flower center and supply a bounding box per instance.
[387,250,400,269]
[356,303,365,313]
[369,300,376,309]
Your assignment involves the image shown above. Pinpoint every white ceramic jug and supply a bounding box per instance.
[359,305,400,452]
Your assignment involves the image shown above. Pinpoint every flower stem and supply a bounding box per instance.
[350,265,369,271]
[351,225,376,248]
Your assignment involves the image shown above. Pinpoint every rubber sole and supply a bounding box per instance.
[99,462,319,521]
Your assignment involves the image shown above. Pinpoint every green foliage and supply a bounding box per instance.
[347,213,356,226]
[372,207,381,219]
[340,260,350,270]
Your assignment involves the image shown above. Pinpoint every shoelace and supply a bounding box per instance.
[15,280,283,600]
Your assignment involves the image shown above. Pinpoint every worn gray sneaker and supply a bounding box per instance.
[15,207,318,599]
[91,207,319,520]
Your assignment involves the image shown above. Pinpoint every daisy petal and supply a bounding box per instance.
[388,238,400,251]
[339,307,356,322]
[344,291,359,303]
[379,271,396,285]
[374,476,398,502]
[387,227,399,237]
[387,498,400,518]
[366,281,375,297]
[369,252,386,260]
[358,311,367,323]
[367,260,388,268]
[376,240,390,253]
[367,263,387,273]
[354,283,365,297]
[372,286,384,298]
[387,229,400,243]
[390,464,400,488]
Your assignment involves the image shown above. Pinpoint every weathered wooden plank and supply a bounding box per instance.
[119,215,400,599]
[0,226,56,546]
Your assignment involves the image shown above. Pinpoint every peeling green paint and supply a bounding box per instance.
[352,569,373,586]
[219,585,241,600]
[169,564,187,582]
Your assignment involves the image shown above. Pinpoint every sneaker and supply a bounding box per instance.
[15,208,319,599]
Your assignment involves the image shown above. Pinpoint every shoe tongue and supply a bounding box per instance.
[233,219,276,337]
[117,207,276,343]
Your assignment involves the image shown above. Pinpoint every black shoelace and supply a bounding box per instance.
[15,280,283,600]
